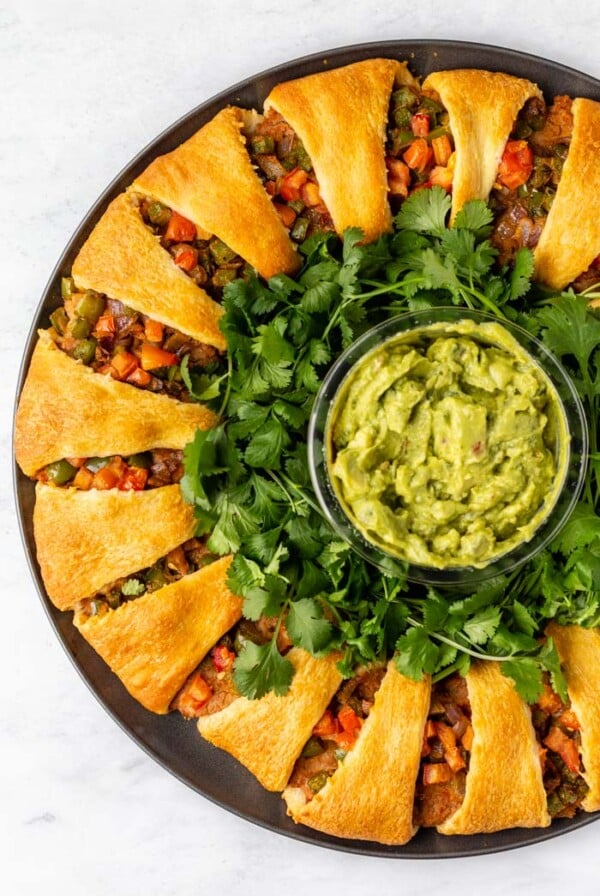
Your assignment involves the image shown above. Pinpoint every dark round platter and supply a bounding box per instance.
[14,39,600,857]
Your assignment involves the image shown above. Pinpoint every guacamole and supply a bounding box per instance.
[329,319,569,569]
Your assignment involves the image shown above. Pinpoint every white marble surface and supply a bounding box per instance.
[3,1,600,892]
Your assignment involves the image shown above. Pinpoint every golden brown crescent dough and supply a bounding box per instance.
[265,59,416,243]
[14,329,215,477]
[34,482,196,610]
[71,192,225,349]
[197,648,342,791]
[534,98,600,288]
[132,106,300,280]
[283,661,430,845]
[422,69,541,220]
[75,556,242,714]
[438,662,550,834]
[546,623,600,810]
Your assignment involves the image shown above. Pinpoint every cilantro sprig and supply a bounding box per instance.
[182,188,600,702]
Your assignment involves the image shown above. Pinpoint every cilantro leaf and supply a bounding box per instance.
[287,598,333,653]
[395,628,439,680]
[233,639,294,699]
[501,657,544,703]
[395,186,451,236]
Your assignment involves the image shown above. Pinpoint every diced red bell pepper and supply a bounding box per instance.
[279,168,309,201]
[118,466,148,491]
[165,211,197,242]
[212,644,236,672]
[497,140,534,191]
[175,673,213,718]
[172,244,199,272]
[93,313,116,339]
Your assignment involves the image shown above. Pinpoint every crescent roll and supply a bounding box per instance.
[34,482,196,610]
[438,662,550,834]
[75,556,242,713]
[71,192,225,350]
[284,662,430,845]
[547,623,600,811]
[132,106,299,280]
[197,648,342,791]
[422,69,541,220]
[265,59,416,243]
[14,329,215,477]
[534,98,600,288]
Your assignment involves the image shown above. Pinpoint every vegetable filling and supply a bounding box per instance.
[246,109,334,243]
[50,278,222,400]
[385,84,455,208]
[285,664,386,802]
[531,675,589,818]
[490,96,573,265]
[74,537,217,621]
[35,449,183,490]
[414,674,472,827]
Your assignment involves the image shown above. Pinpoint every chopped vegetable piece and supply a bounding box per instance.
[273,202,297,228]
[76,292,106,323]
[49,307,69,335]
[313,709,337,738]
[71,338,97,365]
[544,726,581,774]
[497,140,534,190]
[403,138,434,174]
[118,467,148,491]
[92,465,120,490]
[127,367,152,387]
[300,181,321,208]
[212,644,236,672]
[411,112,431,137]
[146,201,171,227]
[432,134,453,166]
[45,459,77,485]
[111,351,139,380]
[172,244,199,272]
[164,211,196,243]
[280,168,309,202]
[72,466,94,490]
[429,165,453,191]
[144,319,164,343]
[93,313,116,339]
[69,317,92,340]
[140,343,178,371]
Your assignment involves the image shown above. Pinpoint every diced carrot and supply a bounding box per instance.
[172,244,198,272]
[127,367,152,387]
[410,112,431,137]
[497,139,534,191]
[140,343,178,371]
[300,181,322,207]
[334,730,359,752]
[403,138,434,174]
[93,313,116,339]
[65,457,86,468]
[73,467,94,490]
[432,134,453,166]
[386,157,411,197]
[279,167,309,201]
[273,201,297,229]
[144,318,165,343]
[111,351,139,381]
[337,705,363,736]
[429,165,453,191]
[313,709,338,738]
[165,211,196,242]
[422,762,453,786]
[543,726,581,774]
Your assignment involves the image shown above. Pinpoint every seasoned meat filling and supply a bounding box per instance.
[490,96,573,264]
[247,109,334,243]
[385,85,454,210]
[50,278,223,401]
[531,676,589,818]
[74,538,217,621]
[414,674,472,828]
[285,664,386,802]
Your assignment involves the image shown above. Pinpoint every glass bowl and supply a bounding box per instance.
[308,307,589,587]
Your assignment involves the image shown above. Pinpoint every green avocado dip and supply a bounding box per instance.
[328,319,569,569]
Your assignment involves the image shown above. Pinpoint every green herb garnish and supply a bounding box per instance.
[182,187,600,702]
